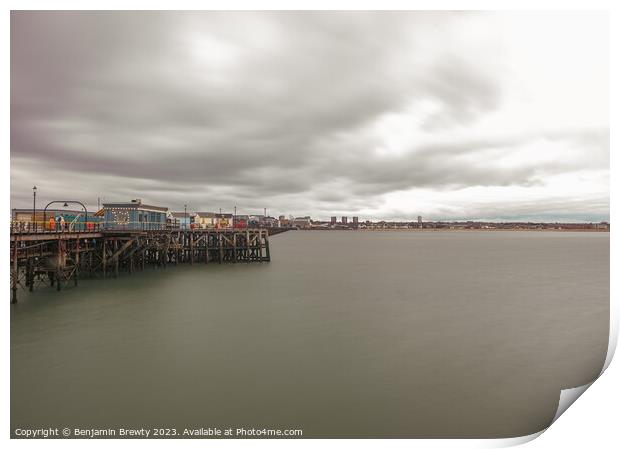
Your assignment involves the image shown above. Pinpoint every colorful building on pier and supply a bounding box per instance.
[12,208,99,230]
[194,212,218,229]
[215,213,233,229]
[169,211,193,229]
[102,199,168,230]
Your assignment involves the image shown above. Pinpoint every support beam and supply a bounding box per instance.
[11,240,18,304]
[264,230,271,262]
[74,237,80,286]
[102,238,107,278]
[9,229,272,301]
[189,232,194,265]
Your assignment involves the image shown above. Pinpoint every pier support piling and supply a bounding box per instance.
[9,228,278,300]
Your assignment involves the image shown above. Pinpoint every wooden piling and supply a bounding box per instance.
[114,240,119,278]
[233,233,237,263]
[204,234,209,264]
[74,237,80,286]
[102,238,107,278]
[11,239,18,303]
[9,228,278,299]
[189,232,194,265]
[56,239,62,291]
[264,230,271,262]
[218,233,223,264]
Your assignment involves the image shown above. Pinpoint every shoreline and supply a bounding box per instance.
[293,228,610,233]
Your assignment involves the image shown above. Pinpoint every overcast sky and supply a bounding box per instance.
[11,11,609,221]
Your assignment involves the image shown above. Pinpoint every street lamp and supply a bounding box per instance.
[32,186,37,225]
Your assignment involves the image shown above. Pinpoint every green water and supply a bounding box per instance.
[10,231,609,438]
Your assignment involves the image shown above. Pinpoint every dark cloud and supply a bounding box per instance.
[10,11,608,220]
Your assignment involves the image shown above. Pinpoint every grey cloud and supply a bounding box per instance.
[10,11,608,220]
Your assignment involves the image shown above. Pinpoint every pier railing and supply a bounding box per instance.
[10,221,103,234]
[11,220,292,235]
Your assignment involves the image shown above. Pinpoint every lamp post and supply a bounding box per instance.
[184,204,187,230]
[32,186,37,228]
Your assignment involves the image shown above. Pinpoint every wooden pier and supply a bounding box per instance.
[9,228,271,303]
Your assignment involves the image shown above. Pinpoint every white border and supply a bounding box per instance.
[3,1,616,448]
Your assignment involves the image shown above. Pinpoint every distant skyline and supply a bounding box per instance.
[10,11,609,222]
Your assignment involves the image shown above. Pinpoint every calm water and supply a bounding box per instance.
[11,231,609,438]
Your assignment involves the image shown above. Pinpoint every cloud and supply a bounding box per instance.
[10,11,609,221]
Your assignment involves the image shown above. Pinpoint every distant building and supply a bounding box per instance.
[194,212,218,229]
[234,214,249,229]
[418,216,423,228]
[279,215,291,227]
[166,215,180,229]
[248,215,263,227]
[261,216,279,227]
[293,216,312,228]
[170,211,194,229]
[352,216,359,226]
[215,213,233,229]
[103,199,167,230]
[341,216,348,225]
[330,216,337,225]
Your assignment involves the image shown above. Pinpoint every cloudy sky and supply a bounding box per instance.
[11,11,608,221]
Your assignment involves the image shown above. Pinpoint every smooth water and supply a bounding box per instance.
[11,231,609,438]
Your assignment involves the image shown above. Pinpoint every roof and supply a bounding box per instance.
[195,212,217,218]
[102,199,168,212]
[216,213,233,218]
[169,212,194,218]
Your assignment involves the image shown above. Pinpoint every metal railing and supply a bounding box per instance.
[10,220,278,234]
[10,221,103,234]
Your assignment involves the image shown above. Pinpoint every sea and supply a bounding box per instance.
[10,230,609,438]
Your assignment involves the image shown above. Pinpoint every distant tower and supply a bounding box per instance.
[342,216,348,225]
[330,216,337,225]
[418,215,423,228]
[352,216,359,227]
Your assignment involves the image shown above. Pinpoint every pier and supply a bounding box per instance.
[10,227,272,303]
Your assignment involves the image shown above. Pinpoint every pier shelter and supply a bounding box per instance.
[103,199,168,230]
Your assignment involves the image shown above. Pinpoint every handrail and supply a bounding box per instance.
[9,220,274,234]
[10,220,103,234]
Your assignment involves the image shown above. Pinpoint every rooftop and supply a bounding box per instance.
[102,199,168,212]
[169,212,194,218]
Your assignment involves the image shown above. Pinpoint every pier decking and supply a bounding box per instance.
[10,228,272,303]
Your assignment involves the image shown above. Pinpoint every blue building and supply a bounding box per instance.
[102,199,168,230]
[169,212,193,229]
